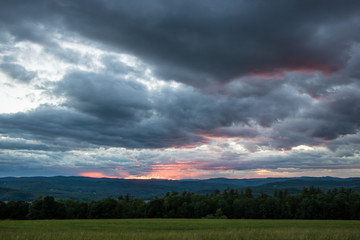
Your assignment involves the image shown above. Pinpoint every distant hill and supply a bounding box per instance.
[0,176,359,201]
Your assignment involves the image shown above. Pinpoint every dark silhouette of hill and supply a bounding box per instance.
[0,176,359,201]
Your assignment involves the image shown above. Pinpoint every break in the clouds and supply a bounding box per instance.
[0,0,360,179]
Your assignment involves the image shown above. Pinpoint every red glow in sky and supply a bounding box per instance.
[123,161,211,180]
[79,172,118,178]
[250,65,337,80]
[78,162,206,180]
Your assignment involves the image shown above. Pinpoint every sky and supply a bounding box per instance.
[0,0,360,180]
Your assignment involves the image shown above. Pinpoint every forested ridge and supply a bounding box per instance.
[2,176,360,201]
[1,187,359,220]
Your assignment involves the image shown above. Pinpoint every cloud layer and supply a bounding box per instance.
[0,0,360,179]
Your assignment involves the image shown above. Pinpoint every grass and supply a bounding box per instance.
[0,219,359,240]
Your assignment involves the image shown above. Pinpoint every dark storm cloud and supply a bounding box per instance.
[154,85,231,130]
[345,44,360,79]
[309,87,360,139]
[267,85,360,150]
[207,126,259,139]
[229,82,310,127]
[0,63,37,83]
[0,138,59,151]
[2,0,360,85]
[152,77,309,139]
[56,71,152,121]
[0,64,304,151]
[0,103,204,149]
[0,74,310,151]
[0,0,360,156]
[326,134,360,154]
[0,105,102,150]
[58,0,360,85]
[0,150,79,177]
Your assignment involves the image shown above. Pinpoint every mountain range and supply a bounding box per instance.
[1,176,359,201]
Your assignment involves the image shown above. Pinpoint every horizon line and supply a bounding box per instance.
[1,175,358,180]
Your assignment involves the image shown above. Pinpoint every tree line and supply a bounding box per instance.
[1,187,359,220]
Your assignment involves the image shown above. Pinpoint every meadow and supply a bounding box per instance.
[0,219,359,240]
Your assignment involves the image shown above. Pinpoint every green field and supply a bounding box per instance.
[0,219,359,240]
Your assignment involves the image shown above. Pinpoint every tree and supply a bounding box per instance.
[145,198,163,218]
[0,201,6,219]
[4,201,29,219]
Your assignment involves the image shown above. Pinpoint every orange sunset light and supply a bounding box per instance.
[79,172,118,178]
[126,162,208,180]
[79,161,225,180]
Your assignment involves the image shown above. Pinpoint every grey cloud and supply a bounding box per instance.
[0,138,60,151]
[2,0,360,86]
[226,77,285,98]
[154,85,230,130]
[345,44,360,79]
[0,150,80,176]
[46,44,90,66]
[266,86,360,149]
[59,0,360,85]
[269,119,321,150]
[230,150,360,171]
[0,65,318,151]
[208,126,259,139]
[0,103,203,149]
[326,134,360,155]
[101,55,141,76]
[234,84,309,127]
[155,79,309,136]
[0,105,102,150]
[56,71,152,121]
[1,65,358,152]
[307,87,360,139]
[0,0,360,157]
[0,63,37,83]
